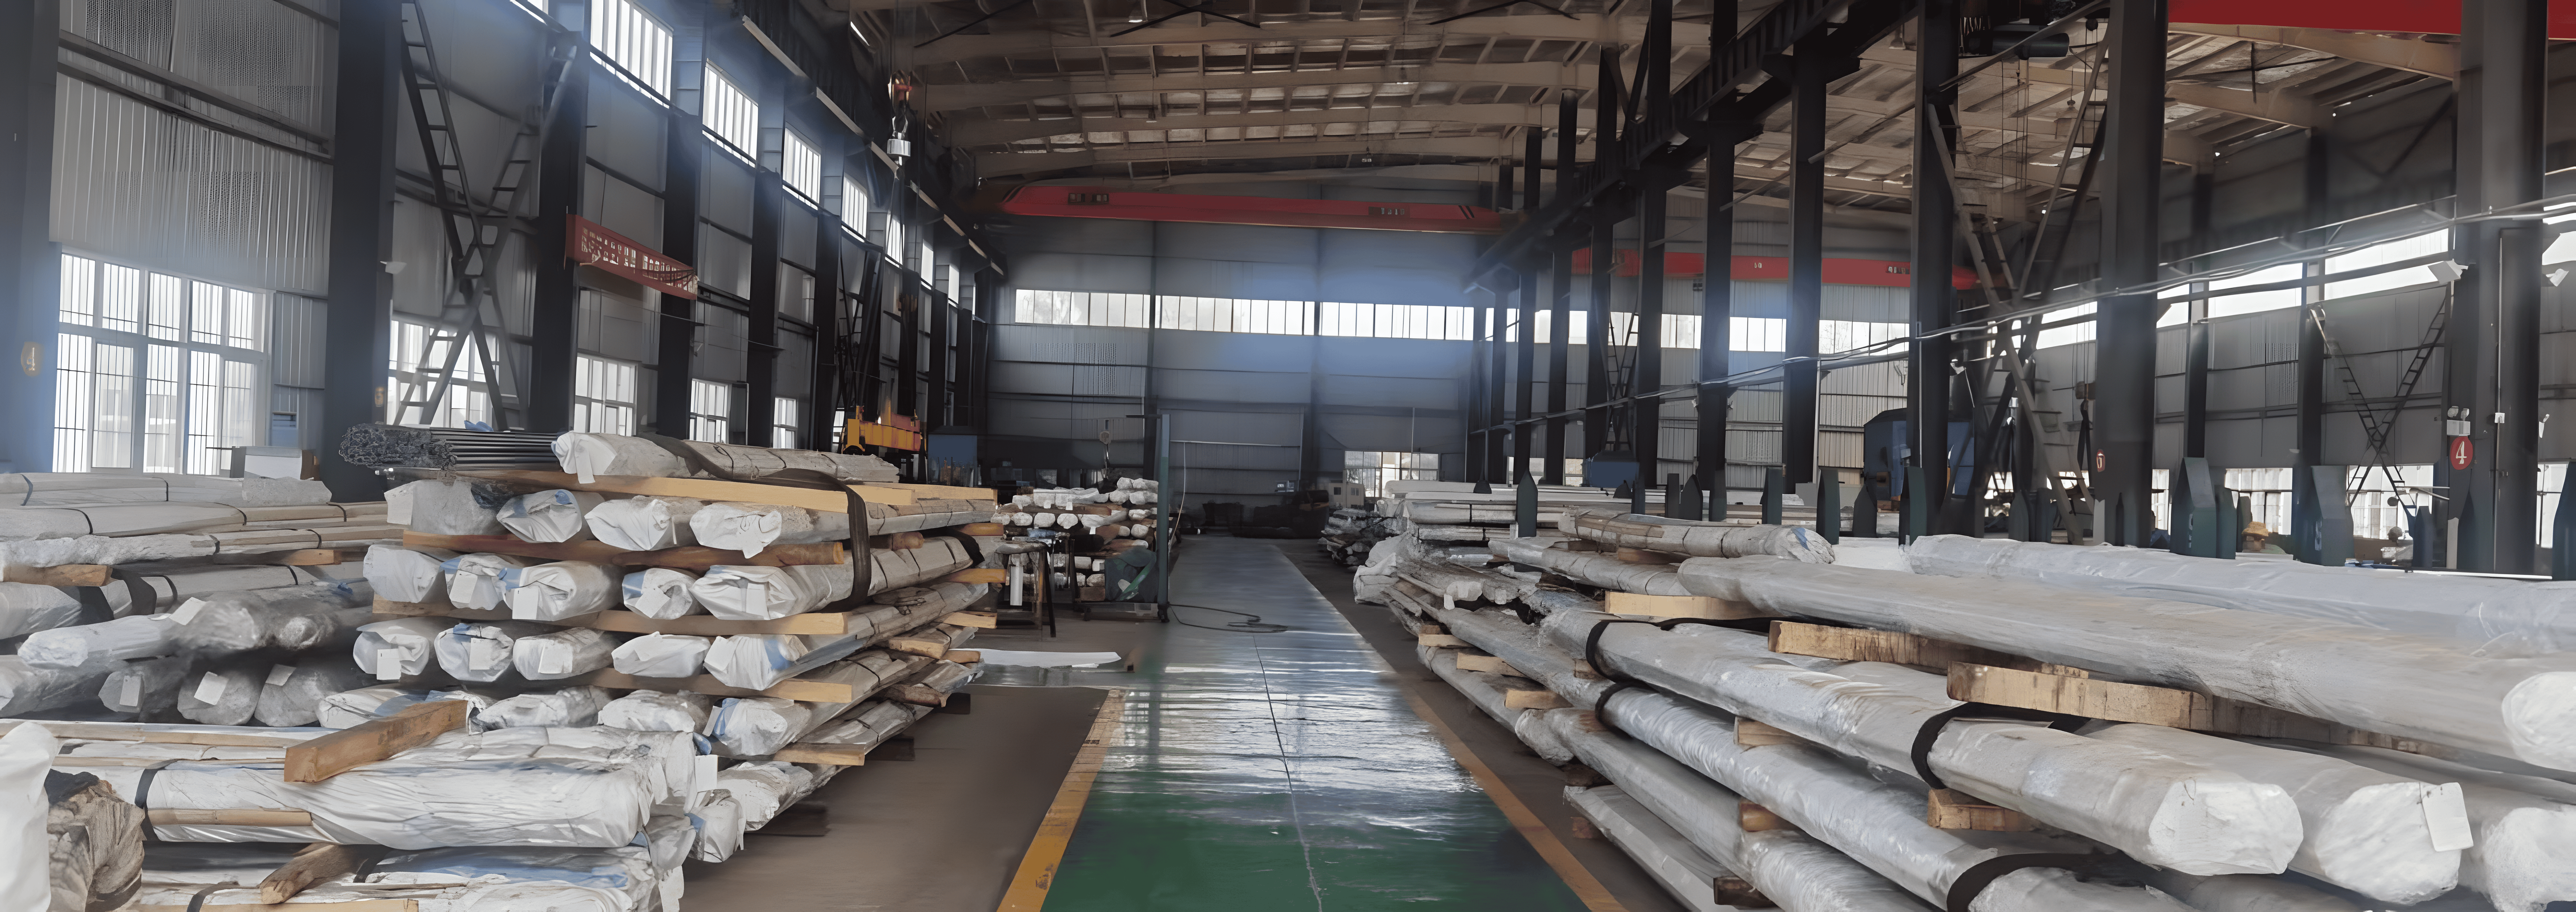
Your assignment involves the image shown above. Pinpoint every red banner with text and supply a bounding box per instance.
[568,215,699,299]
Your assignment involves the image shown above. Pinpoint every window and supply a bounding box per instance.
[1163,297,1310,334]
[2324,231,2448,300]
[2035,303,2095,349]
[589,0,673,97]
[1345,451,1441,498]
[386,319,495,429]
[574,356,637,435]
[1821,320,1909,354]
[702,64,759,161]
[782,267,815,323]
[2349,464,2434,546]
[1016,290,1151,328]
[55,254,266,473]
[782,130,822,204]
[1731,317,1786,352]
[2155,282,2192,327]
[840,175,870,224]
[1318,302,1475,340]
[879,214,905,264]
[773,397,800,449]
[2222,467,2294,541]
[2205,263,2305,319]
[689,379,733,443]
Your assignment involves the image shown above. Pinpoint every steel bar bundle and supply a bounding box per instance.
[1672,557,2576,770]
[0,473,332,507]
[1,525,402,567]
[1556,509,1837,561]
[1489,537,1697,595]
[338,423,564,469]
[552,432,899,483]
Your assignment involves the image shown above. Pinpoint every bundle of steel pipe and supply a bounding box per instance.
[338,423,562,469]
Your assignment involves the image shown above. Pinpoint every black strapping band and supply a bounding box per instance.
[1578,615,1777,732]
[132,760,175,842]
[1941,852,2119,912]
[183,882,234,912]
[1908,702,2089,791]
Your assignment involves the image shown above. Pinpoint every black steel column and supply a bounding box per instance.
[1488,280,1509,482]
[1516,129,1543,480]
[1784,35,1828,486]
[1698,185,1734,507]
[316,0,401,498]
[2093,0,2166,546]
[525,10,591,433]
[0,0,61,477]
[1545,92,1577,484]
[2184,171,2213,458]
[809,149,843,450]
[656,17,704,437]
[2292,130,2329,558]
[745,84,786,446]
[1468,300,1489,482]
[1909,0,1958,524]
[1633,180,1669,504]
[2454,0,2548,572]
[1583,45,1620,468]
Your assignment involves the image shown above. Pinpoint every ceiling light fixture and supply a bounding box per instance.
[1128,0,1146,22]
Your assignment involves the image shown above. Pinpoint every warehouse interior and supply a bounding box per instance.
[5,0,2576,909]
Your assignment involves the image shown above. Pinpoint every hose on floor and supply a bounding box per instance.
[1168,603,1290,633]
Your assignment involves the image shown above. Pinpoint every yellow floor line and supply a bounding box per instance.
[1396,686,1632,912]
[995,687,1127,912]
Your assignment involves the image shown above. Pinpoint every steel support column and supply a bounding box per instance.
[1545,92,1577,485]
[810,148,844,450]
[1469,298,1490,482]
[1630,0,1674,507]
[0,0,58,478]
[1515,129,1543,480]
[745,80,789,446]
[316,0,401,498]
[1583,45,1620,467]
[1698,175,1734,508]
[2093,0,2166,546]
[656,17,705,438]
[1488,278,1510,482]
[1909,0,1959,527]
[2183,171,2213,459]
[524,14,591,433]
[2292,130,2330,559]
[1783,35,1828,486]
[2450,0,2548,572]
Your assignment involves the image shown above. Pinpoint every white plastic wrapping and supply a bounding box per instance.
[20,614,179,669]
[692,563,854,620]
[176,662,265,726]
[164,582,375,656]
[0,723,53,911]
[703,697,812,756]
[714,760,816,831]
[866,536,975,596]
[0,473,328,507]
[318,686,502,732]
[509,627,620,680]
[596,690,713,732]
[0,582,88,640]
[2084,723,2463,903]
[433,621,550,683]
[690,502,850,557]
[504,561,621,622]
[254,659,372,728]
[482,686,615,728]
[1907,534,2576,655]
[1532,611,2301,875]
[100,656,189,716]
[553,432,898,484]
[1557,509,1838,562]
[444,553,539,611]
[496,489,605,543]
[621,566,701,620]
[612,632,713,678]
[124,843,658,912]
[1416,644,1571,764]
[387,479,511,536]
[353,617,448,680]
[1561,785,1738,912]
[584,496,702,551]
[2289,743,2576,912]
[691,790,745,862]
[702,634,846,691]
[1672,556,2576,771]
[1490,537,1697,596]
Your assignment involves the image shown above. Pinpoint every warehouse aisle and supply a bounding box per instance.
[1037,535,1588,911]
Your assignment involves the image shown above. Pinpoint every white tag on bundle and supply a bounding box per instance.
[265,664,296,687]
[386,484,415,525]
[538,644,569,675]
[170,597,208,625]
[693,753,719,793]
[193,672,227,706]
[2424,782,2474,851]
[376,648,404,680]
[469,638,502,671]
[119,676,141,707]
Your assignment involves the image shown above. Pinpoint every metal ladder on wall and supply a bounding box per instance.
[2320,287,2453,495]
[389,1,572,430]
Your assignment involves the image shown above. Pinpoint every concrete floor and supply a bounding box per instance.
[691,534,1683,912]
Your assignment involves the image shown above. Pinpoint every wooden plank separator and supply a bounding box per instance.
[1771,621,2091,678]
[283,701,468,782]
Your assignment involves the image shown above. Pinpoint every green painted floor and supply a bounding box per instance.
[1040,536,1588,911]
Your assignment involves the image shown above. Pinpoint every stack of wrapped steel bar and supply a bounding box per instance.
[1363,507,2576,912]
[1,434,1006,910]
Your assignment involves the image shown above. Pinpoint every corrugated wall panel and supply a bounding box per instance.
[269,293,325,388]
[776,329,812,399]
[52,78,329,294]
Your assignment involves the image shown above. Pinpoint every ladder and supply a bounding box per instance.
[390,1,573,430]
[2319,287,2453,497]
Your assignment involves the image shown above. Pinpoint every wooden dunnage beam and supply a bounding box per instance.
[283,701,468,782]
[1605,591,1778,621]
[1772,621,2090,677]
[1926,788,2037,832]
[585,669,855,702]
[261,843,390,904]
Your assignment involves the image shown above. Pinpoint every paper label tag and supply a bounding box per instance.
[386,484,415,526]
[119,676,141,707]
[193,672,227,706]
[170,597,207,624]
[2424,782,2474,851]
[265,664,296,687]
[693,753,719,793]
[376,648,404,680]
[469,638,502,671]
[538,646,568,676]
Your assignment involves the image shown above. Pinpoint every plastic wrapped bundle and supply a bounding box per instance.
[0,657,107,715]
[0,502,300,542]
[365,544,458,604]
[692,792,745,862]
[503,561,620,622]
[612,633,711,678]
[554,432,899,484]
[509,628,619,680]
[495,489,605,543]
[444,553,538,611]
[0,472,329,507]
[1490,537,1696,596]
[867,536,974,596]
[0,582,88,640]
[2291,743,2576,912]
[1672,556,2576,772]
[482,686,614,729]
[597,690,713,732]
[1557,509,1837,562]
[255,658,372,727]
[702,634,861,692]
[703,697,813,756]
[100,655,190,715]
[175,663,266,726]
[126,843,662,911]
[2085,724,2464,903]
[584,496,702,551]
[621,567,701,619]
[317,686,502,732]
[433,621,554,683]
[2,526,401,569]
[20,614,179,670]
[164,583,375,657]
[693,563,854,620]
[387,478,512,536]
[691,502,850,557]
[1564,786,1784,912]
[713,761,816,830]
[354,617,449,680]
